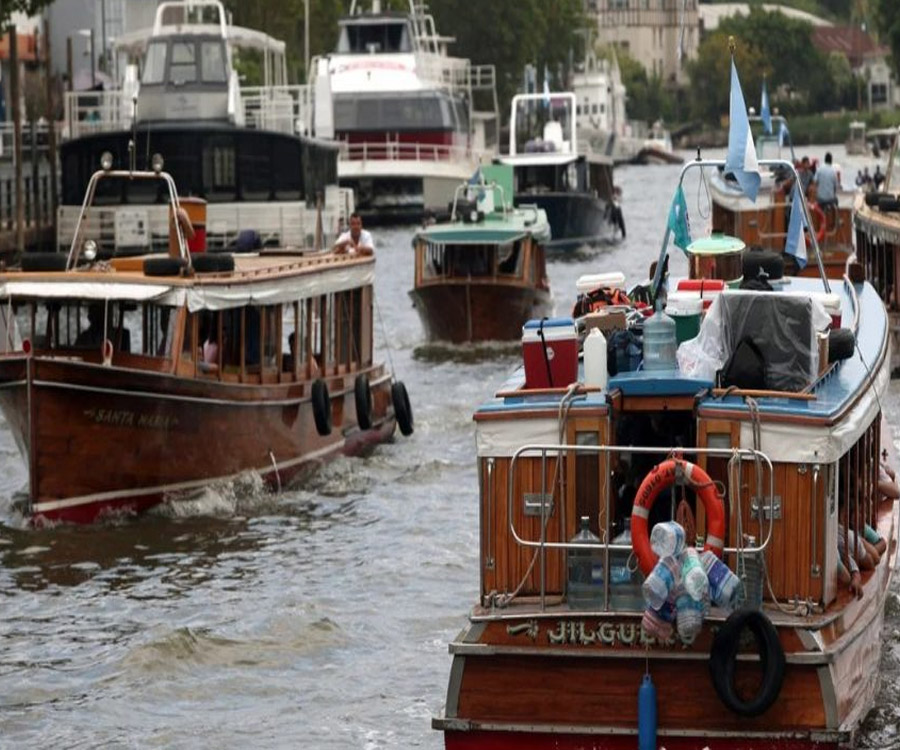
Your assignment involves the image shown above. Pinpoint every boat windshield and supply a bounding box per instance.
[335,19,411,54]
[141,38,228,87]
[333,92,462,132]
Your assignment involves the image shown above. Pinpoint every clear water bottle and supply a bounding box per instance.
[650,521,685,558]
[701,550,740,610]
[642,300,678,371]
[609,519,644,610]
[642,556,679,610]
[567,516,604,609]
[675,593,704,644]
[682,547,709,601]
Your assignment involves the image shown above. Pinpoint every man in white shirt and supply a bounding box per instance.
[333,213,375,256]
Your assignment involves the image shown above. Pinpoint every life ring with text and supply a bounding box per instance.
[631,458,725,575]
[709,608,785,716]
[807,201,826,244]
[354,374,373,431]
[311,378,332,436]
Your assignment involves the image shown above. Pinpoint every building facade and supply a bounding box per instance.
[585,0,700,85]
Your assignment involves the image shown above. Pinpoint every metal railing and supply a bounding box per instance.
[339,139,485,164]
[240,85,314,136]
[505,443,776,611]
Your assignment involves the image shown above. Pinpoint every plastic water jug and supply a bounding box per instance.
[681,547,709,601]
[567,516,604,609]
[608,519,644,610]
[642,556,679,609]
[642,300,677,371]
[675,593,704,644]
[583,328,608,390]
[701,550,740,610]
[650,521,685,558]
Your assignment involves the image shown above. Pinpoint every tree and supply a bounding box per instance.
[0,0,55,31]
[873,0,900,80]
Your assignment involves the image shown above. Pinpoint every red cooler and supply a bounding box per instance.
[522,317,578,389]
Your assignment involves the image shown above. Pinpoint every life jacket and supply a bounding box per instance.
[572,286,631,317]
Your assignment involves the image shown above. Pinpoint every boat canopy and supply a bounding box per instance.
[114,24,286,59]
[419,230,529,245]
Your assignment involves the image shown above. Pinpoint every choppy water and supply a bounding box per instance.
[2,146,900,749]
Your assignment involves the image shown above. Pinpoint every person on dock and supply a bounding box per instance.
[814,153,839,217]
[334,213,375,256]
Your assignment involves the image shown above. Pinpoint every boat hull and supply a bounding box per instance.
[515,192,616,251]
[0,356,396,523]
[410,282,552,343]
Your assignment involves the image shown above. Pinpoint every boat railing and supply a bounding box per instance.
[240,85,314,136]
[506,443,776,611]
[64,90,134,141]
[449,180,508,220]
[339,139,486,164]
[58,199,345,255]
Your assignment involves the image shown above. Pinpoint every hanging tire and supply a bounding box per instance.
[144,256,186,277]
[709,608,785,717]
[311,378,332,436]
[20,252,68,272]
[391,381,414,437]
[192,253,235,273]
[355,374,373,431]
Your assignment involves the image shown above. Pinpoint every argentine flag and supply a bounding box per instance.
[760,79,772,135]
[725,58,761,202]
[784,181,808,270]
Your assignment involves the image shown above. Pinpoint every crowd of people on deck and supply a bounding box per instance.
[854,165,886,191]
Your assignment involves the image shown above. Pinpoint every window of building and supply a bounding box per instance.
[872,83,888,104]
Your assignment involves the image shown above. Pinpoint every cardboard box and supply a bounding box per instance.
[582,309,628,336]
[522,318,578,389]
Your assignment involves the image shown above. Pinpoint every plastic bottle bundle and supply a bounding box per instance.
[642,555,679,610]
[681,547,709,602]
[675,592,707,644]
[650,521,686,558]
[641,600,675,642]
[700,550,740,610]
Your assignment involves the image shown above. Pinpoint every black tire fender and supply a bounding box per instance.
[311,378,332,436]
[144,256,186,277]
[354,374,373,431]
[865,191,889,207]
[391,381,414,437]
[21,252,68,272]
[192,253,235,273]
[709,608,785,717]
[827,328,855,363]
[878,196,900,213]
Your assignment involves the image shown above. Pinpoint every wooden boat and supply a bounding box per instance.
[496,92,621,252]
[708,116,854,278]
[434,157,897,749]
[854,125,900,375]
[0,163,413,524]
[410,166,552,343]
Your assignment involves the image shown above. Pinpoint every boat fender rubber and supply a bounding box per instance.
[709,608,785,717]
[192,253,235,274]
[878,196,900,213]
[637,673,657,750]
[20,252,68,272]
[355,373,373,431]
[143,256,187,277]
[741,247,784,282]
[631,458,725,575]
[864,191,890,207]
[827,328,855,363]
[391,381,414,436]
[311,378,332,436]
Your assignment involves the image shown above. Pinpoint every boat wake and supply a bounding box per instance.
[155,472,274,519]
[413,341,519,363]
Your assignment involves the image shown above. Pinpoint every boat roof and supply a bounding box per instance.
[114,23,285,57]
[0,253,373,313]
[417,207,551,245]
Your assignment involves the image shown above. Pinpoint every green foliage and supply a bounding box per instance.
[617,51,676,123]
[0,0,55,31]
[874,0,900,80]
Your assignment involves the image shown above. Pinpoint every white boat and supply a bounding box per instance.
[309,0,499,223]
[58,0,351,256]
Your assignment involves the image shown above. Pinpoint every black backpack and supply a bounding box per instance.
[719,335,767,390]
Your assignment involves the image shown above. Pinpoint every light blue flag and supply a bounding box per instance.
[667,185,691,252]
[542,73,551,108]
[725,58,761,202]
[468,166,485,200]
[778,120,789,147]
[784,181,808,270]
[760,79,772,135]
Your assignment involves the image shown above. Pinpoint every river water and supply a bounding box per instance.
[2,148,900,749]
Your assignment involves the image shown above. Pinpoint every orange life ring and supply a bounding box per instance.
[630,458,726,575]
[807,201,826,244]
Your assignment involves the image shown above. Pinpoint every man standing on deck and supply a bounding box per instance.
[814,152,839,213]
[334,213,375,256]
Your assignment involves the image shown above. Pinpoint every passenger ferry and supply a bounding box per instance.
[0,161,412,524]
[433,158,897,749]
[410,165,551,343]
[854,125,900,374]
[59,0,350,256]
[496,92,620,252]
[708,115,854,277]
[311,0,499,223]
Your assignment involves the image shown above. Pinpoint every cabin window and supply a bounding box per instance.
[337,289,361,369]
[200,41,227,83]
[202,136,237,201]
[324,294,336,371]
[497,241,524,277]
[262,305,280,370]
[170,41,198,85]
[144,305,175,357]
[337,20,411,54]
[183,312,197,360]
[143,41,168,85]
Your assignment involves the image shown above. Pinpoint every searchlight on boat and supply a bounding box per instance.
[100,151,114,171]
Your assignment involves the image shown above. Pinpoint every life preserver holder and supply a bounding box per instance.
[807,201,826,244]
[631,458,726,575]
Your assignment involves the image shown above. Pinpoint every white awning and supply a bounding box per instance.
[0,281,183,304]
